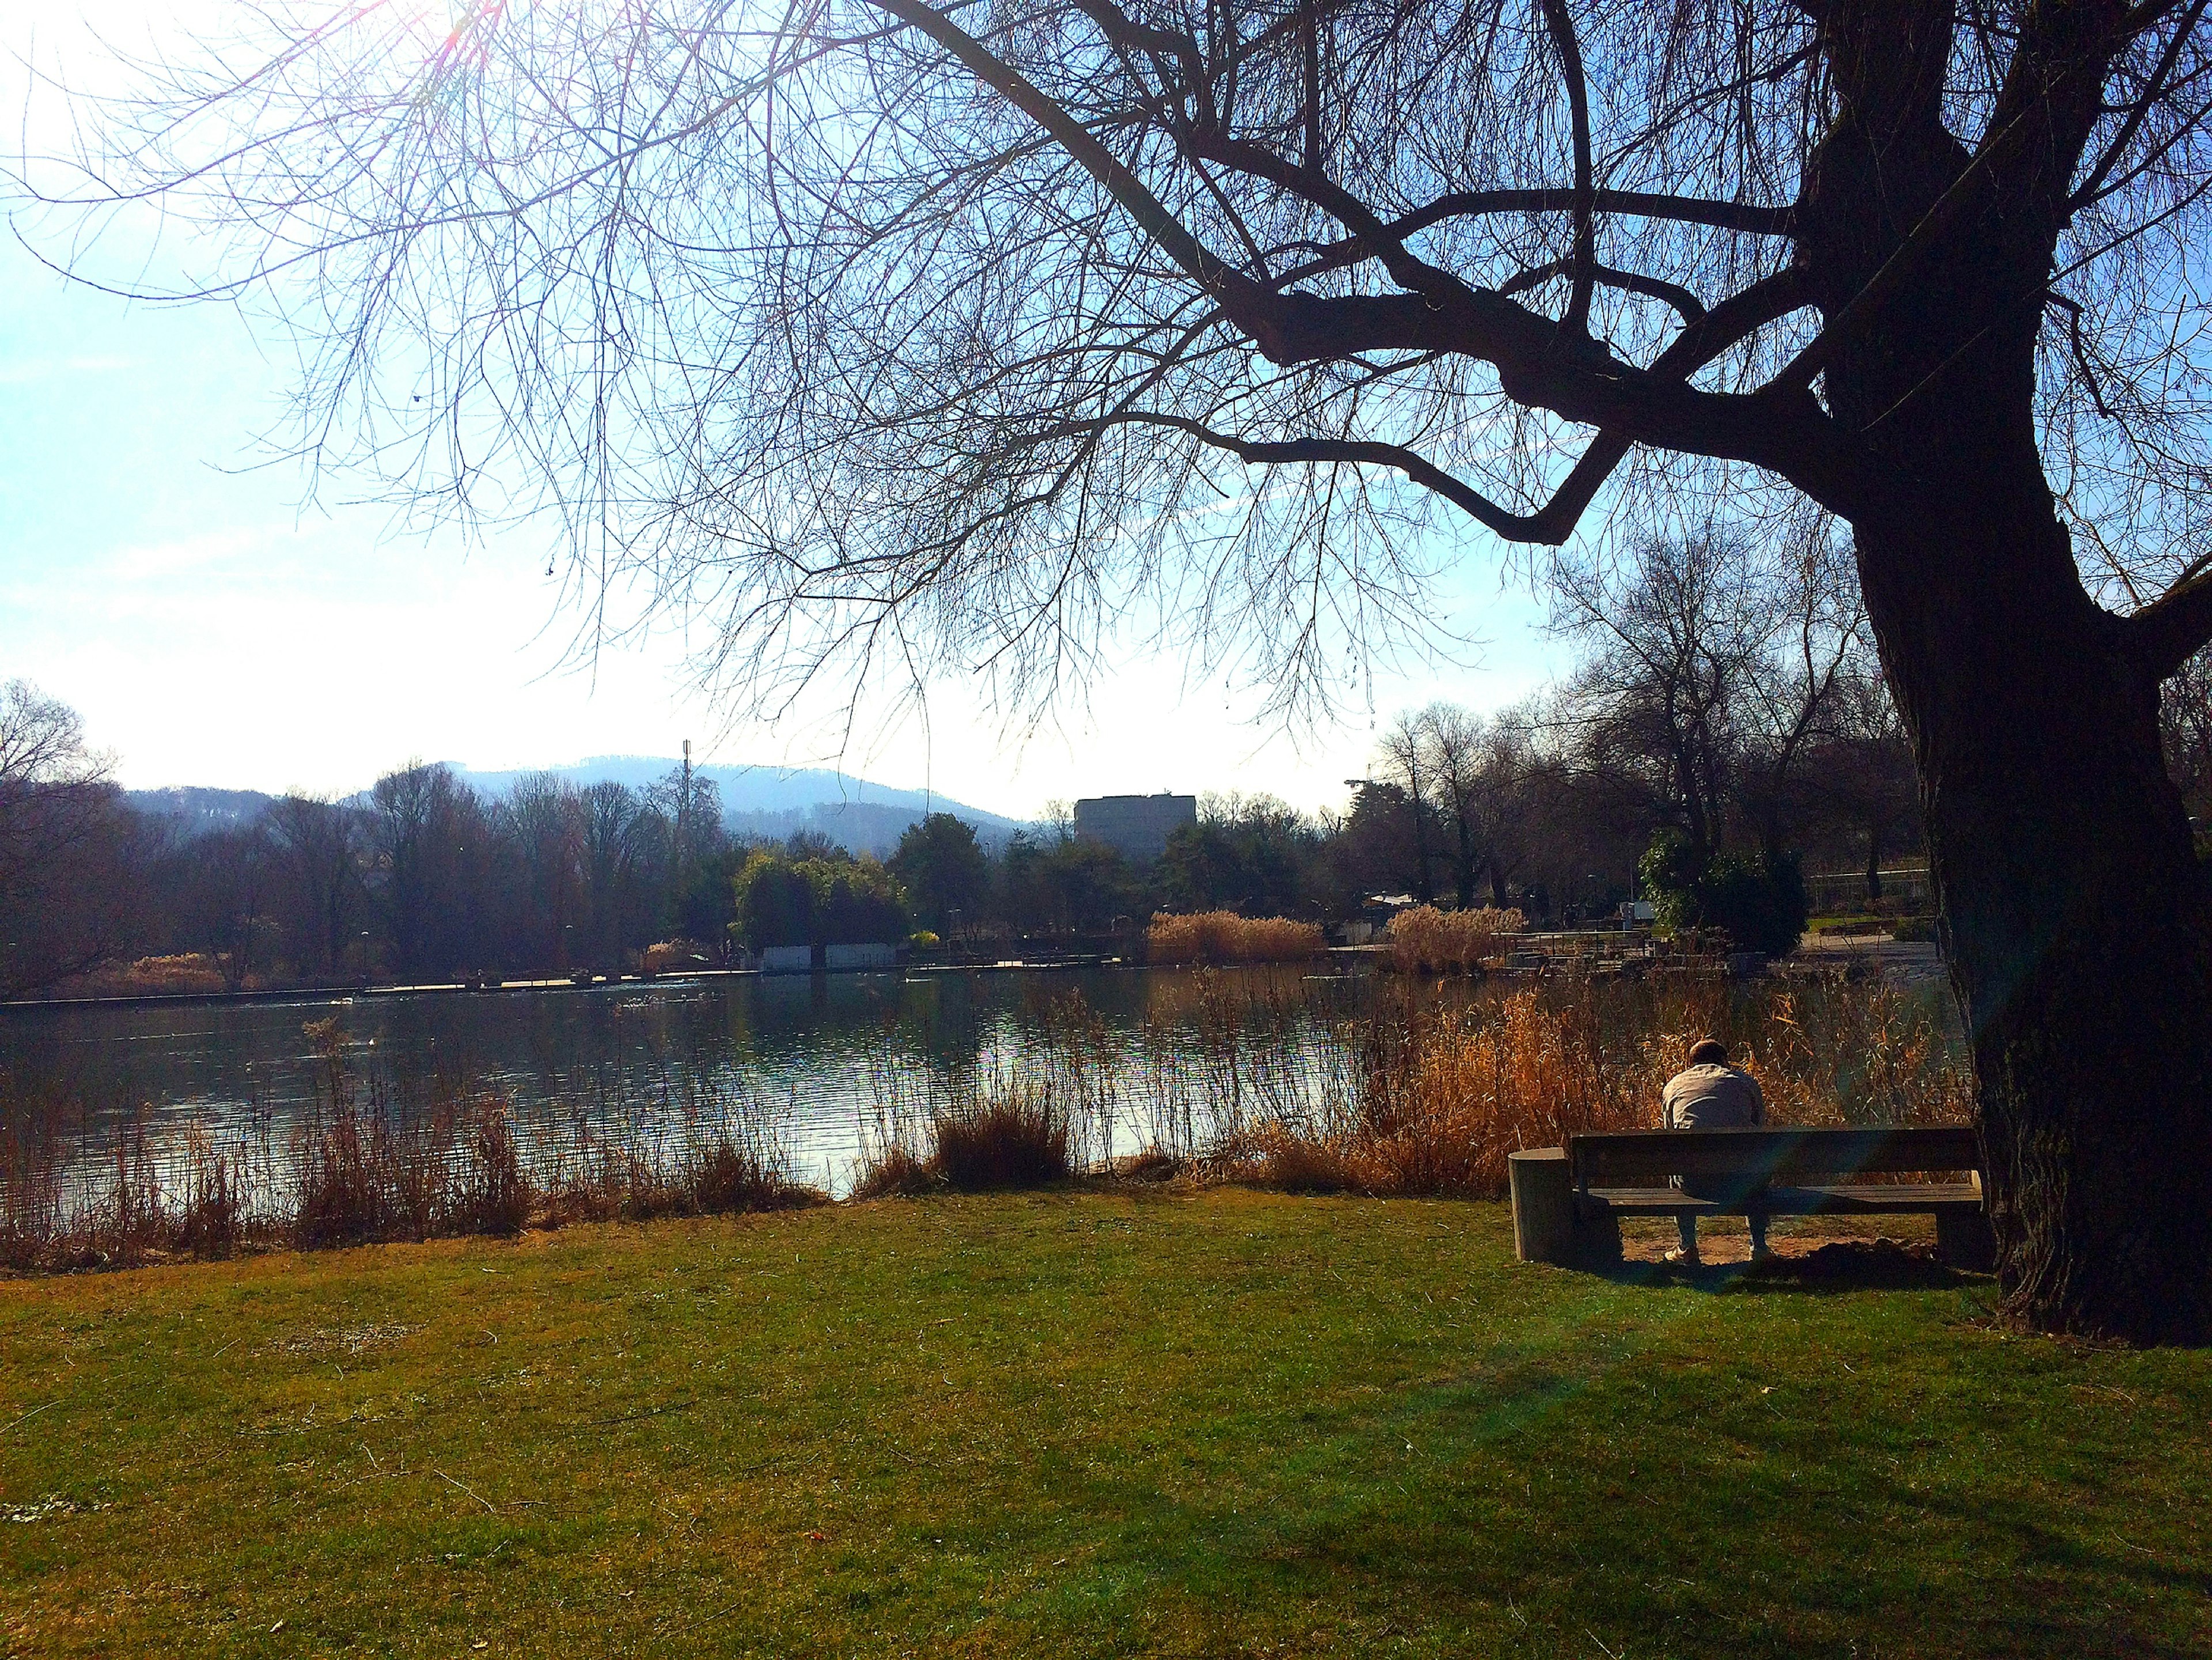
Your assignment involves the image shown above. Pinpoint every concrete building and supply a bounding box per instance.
[1073,793,1198,863]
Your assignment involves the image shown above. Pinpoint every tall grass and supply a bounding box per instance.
[852,1079,1078,1197]
[849,962,1963,1205]
[3,969,1969,1268]
[1383,905,1528,973]
[1146,912,1327,965]
[1212,975,1974,1198]
[528,1079,824,1224]
[53,954,231,999]
[0,1022,824,1270]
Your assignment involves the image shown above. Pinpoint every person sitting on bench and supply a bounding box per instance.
[1661,1038,1768,1265]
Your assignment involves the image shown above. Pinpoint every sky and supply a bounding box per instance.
[0,4,1570,820]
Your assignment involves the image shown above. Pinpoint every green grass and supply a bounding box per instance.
[2,1193,2206,1657]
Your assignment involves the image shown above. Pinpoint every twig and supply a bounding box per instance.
[586,1397,697,1428]
[433,1468,498,1515]
[654,1597,745,1640]
[2,1400,58,1436]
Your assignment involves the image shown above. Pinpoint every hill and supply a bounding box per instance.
[452,756,1023,854]
[127,758,1024,857]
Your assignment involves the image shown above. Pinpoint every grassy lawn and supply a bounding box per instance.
[3,1192,2207,1658]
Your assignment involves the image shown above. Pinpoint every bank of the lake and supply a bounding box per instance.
[3,1192,2202,1658]
[0,965,1370,1198]
[1,960,1968,1215]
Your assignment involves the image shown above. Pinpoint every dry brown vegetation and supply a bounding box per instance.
[851,1081,1078,1197]
[853,967,1969,1205]
[1382,906,1528,974]
[56,954,232,999]
[0,1018,824,1271]
[3,969,1967,1268]
[642,940,716,975]
[1146,911,1326,965]
[1207,976,1974,1199]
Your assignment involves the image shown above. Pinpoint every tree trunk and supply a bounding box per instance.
[1796,41,2212,1339]
[1851,456,2212,1344]
[1863,816,1883,905]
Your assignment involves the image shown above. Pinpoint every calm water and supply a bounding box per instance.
[1,966,1371,1196]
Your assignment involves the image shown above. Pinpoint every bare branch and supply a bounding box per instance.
[1535,0,1597,335]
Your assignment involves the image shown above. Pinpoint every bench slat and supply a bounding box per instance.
[1570,1126,1978,1187]
[1582,1181,1984,1217]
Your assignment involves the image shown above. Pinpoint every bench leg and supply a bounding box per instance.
[1936,1208,1997,1272]
[1509,1150,1575,1265]
[1572,1204,1624,1269]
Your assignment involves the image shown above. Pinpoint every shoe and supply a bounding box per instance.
[1662,1246,1701,1266]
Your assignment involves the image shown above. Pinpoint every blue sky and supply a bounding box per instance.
[0,5,1567,817]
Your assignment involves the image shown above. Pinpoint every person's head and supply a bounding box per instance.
[1687,1037,1729,1068]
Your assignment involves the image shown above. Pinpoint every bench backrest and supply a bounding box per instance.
[1568,1125,1980,1188]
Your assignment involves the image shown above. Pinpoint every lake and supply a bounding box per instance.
[1,966,1373,1198]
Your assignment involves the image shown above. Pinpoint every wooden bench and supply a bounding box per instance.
[1509,1125,1995,1269]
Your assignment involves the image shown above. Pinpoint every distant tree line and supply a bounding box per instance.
[882,536,1957,951]
[15,535,2211,993]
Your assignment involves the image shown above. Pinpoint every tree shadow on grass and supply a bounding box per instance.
[1229,1400,2212,1660]
[1602,1237,1987,1296]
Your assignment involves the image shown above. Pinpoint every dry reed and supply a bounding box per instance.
[851,1075,1078,1195]
[1146,912,1327,965]
[1,1023,824,1271]
[2,969,1969,1268]
[1215,974,1972,1200]
[53,954,230,999]
[1383,906,1528,974]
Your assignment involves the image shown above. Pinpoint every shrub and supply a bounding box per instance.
[849,1143,938,1200]
[60,954,229,997]
[1146,911,1326,965]
[931,1086,1074,1189]
[1116,1145,1184,1183]
[459,1102,529,1235]
[734,851,911,949]
[1208,972,1972,1201]
[850,1079,1079,1195]
[1638,832,1808,955]
[643,940,713,974]
[1382,905,1527,974]
[175,1120,243,1257]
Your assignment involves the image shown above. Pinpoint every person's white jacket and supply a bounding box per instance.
[1662,1063,1766,1129]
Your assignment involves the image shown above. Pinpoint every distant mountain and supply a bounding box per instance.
[452,756,1024,854]
[130,758,1024,859]
[453,754,1015,823]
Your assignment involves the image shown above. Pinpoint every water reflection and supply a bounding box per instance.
[1,966,1374,1194]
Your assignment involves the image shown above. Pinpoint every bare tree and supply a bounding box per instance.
[1730,530,1865,863]
[0,680,134,995]
[579,780,646,966]
[502,773,585,967]
[266,793,365,979]
[1421,701,1541,909]
[369,763,491,981]
[1420,704,1488,909]
[1812,651,1925,905]
[34,0,2212,1333]
[2163,648,2212,826]
[1373,711,1438,902]
[1555,533,1768,865]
